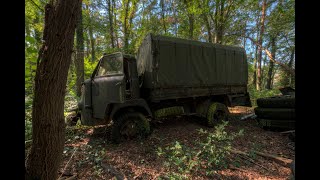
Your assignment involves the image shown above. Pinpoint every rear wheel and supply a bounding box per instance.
[206,102,229,127]
[111,112,150,143]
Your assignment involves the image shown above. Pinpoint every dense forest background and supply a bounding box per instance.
[25,0,295,141]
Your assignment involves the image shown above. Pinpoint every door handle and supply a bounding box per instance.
[115,82,122,86]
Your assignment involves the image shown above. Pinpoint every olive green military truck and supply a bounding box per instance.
[78,33,251,142]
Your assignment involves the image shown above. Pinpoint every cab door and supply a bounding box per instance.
[91,53,125,119]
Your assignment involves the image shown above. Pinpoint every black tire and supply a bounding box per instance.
[257,96,295,108]
[254,107,295,120]
[256,118,295,129]
[111,112,150,143]
[206,102,229,127]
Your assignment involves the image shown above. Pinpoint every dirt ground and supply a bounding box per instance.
[58,106,295,180]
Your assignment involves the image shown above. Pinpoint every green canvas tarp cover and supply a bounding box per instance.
[137,33,248,89]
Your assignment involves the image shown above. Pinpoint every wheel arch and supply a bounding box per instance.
[109,99,152,120]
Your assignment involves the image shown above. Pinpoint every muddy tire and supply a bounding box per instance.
[257,96,295,108]
[254,107,295,120]
[111,112,150,143]
[206,102,229,127]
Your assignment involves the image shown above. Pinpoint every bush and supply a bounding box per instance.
[248,86,281,107]
[157,121,244,178]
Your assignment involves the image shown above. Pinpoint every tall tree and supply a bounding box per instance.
[121,0,138,53]
[85,3,96,61]
[75,2,85,97]
[266,36,276,89]
[107,0,115,48]
[256,0,267,91]
[25,0,81,179]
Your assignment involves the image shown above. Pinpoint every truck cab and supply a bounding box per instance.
[78,52,152,128]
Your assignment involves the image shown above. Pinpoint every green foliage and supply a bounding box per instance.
[84,57,99,79]
[157,121,244,178]
[248,86,281,107]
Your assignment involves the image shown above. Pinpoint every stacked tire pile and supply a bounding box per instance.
[254,95,295,130]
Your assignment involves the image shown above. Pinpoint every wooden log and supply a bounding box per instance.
[229,148,293,167]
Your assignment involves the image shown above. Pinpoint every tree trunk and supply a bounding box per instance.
[289,48,295,86]
[214,0,225,44]
[75,1,84,97]
[86,4,95,62]
[188,14,194,39]
[203,14,212,43]
[160,0,167,34]
[107,0,115,48]
[86,32,90,57]
[123,0,130,52]
[266,36,276,89]
[25,1,80,179]
[113,0,120,49]
[256,0,267,91]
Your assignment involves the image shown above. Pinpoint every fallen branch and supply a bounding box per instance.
[58,147,78,179]
[280,130,295,134]
[229,148,292,167]
[236,153,270,171]
[240,113,257,120]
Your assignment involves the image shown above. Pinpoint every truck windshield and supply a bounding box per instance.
[96,55,123,76]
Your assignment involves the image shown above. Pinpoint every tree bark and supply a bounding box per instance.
[86,4,95,62]
[123,0,130,52]
[75,1,84,97]
[256,0,267,91]
[160,0,167,34]
[203,14,212,43]
[25,1,80,179]
[188,14,194,39]
[183,0,194,40]
[107,0,115,48]
[266,36,276,89]
[113,0,120,49]
[289,48,295,86]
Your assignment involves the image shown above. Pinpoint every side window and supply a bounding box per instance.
[96,61,107,76]
[95,56,123,77]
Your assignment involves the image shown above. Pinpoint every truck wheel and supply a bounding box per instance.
[257,96,295,108]
[254,107,295,120]
[111,112,150,143]
[206,102,229,127]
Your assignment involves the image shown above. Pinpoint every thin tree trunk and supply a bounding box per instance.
[183,0,194,40]
[288,47,295,86]
[253,34,258,86]
[86,4,95,62]
[160,0,167,34]
[113,0,120,49]
[256,0,267,91]
[75,1,84,97]
[214,0,225,44]
[86,32,90,57]
[107,0,115,48]
[266,36,276,89]
[188,14,194,39]
[123,0,130,52]
[203,14,212,43]
[25,1,80,179]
